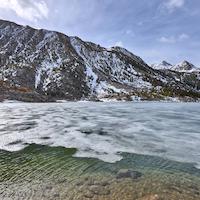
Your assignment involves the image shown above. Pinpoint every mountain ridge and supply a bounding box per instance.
[0,19,200,102]
[151,60,200,72]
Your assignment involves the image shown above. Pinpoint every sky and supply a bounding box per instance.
[0,0,200,66]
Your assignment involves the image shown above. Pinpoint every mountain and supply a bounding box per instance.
[152,60,200,72]
[0,19,200,102]
[172,61,200,72]
[151,61,173,70]
[151,60,200,92]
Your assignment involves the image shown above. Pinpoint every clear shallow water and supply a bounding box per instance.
[1,144,200,200]
[0,102,200,168]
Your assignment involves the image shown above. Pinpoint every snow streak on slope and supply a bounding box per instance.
[70,37,152,97]
[34,32,65,90]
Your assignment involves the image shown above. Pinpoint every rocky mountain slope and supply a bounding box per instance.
[0,19,200,102]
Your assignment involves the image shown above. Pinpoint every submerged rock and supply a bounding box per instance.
[137,194,160,200]
[89,185,110,195]
[116,169,142,180]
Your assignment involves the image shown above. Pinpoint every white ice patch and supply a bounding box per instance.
[0,102,200,167]
[195,164,200,170]
[99,98,120,102]
[164,97,180,102]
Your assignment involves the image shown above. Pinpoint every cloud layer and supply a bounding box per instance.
[0,0,200,66]
[164,0,185,12]
[0,0,48,22]
[158,33,189,44]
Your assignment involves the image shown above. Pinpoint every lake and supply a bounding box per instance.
[0,102,200,199]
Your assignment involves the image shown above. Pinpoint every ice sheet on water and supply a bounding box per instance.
[0,102,200,167]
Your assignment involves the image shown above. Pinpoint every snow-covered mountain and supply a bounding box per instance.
[151,61,173,70]
[152,60,200,72]
[0,19,200,102]
[151,60,200,95]
[172,61,200,72]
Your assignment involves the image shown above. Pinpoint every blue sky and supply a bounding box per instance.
[0,0,200,66]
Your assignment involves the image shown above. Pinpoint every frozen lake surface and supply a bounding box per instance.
[0,102,200,168]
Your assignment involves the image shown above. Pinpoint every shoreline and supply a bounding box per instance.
[1,98,200,103]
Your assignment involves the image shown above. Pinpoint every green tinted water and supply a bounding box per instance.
[0,144,200,200]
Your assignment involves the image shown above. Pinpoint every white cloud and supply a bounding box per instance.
[164,0,185,12]
[137,21,144,26]
[125,30,135,37]
[159,36,176,43]
[0,0,49,22]
[178,33,189,40]
[114,41,124,47]
[158,33,189,44]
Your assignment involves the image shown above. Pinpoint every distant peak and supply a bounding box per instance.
[161,60,172,66]
[151,60,172,70]
[172,60,199,72]
[182,60,195,67]
[176,60,194,67]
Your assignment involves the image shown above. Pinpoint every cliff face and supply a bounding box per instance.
[0,19,200,102]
